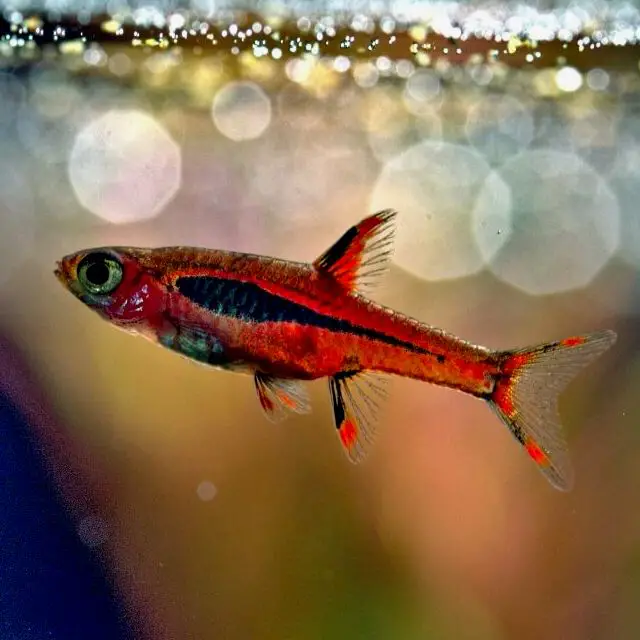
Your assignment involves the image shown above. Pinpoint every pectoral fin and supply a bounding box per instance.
[254,372,312,422]
[158,321,228,366]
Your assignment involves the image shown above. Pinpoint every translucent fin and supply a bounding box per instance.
[313,209,397,293]
[254,373,311,422]
[158,321,229,367]
[328,372,389,463]
[489,329,617,491]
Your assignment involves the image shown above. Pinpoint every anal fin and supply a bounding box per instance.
[255,372,311,422]
[329,372,389,462]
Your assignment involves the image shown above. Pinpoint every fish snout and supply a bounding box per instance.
[54,259,72,288]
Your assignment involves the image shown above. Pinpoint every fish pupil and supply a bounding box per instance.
[86,261,110,286]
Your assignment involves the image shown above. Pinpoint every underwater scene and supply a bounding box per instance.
[0,0,639,638]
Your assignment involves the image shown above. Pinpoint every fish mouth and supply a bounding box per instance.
[54,261,67,285]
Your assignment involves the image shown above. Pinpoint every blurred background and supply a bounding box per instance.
[0,1,639,638]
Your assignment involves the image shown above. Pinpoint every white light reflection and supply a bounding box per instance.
[370,141,511,281]
[285,58,313,84]
[212,81,272,141]
[476,149,619,295]
[555,67,583,93]
[68,109,182,224]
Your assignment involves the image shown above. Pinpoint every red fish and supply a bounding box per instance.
[55,210,616,490]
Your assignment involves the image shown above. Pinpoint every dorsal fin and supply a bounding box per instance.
[313,209,397,293]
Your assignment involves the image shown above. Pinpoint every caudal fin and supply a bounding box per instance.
[489,329,617,491]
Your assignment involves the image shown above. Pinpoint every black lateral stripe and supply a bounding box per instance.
[175,276,433,356]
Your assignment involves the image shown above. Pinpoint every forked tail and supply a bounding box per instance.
[489,329,617,491]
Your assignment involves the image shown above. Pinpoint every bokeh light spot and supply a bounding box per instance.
[402,69,442,114]
[607,141,640,268]
[471,172,513,261]
[68,109,182,224]
[17,68,82,166]
[211,81,272,141]
[197,480,218,502]
[586,68,610,91]
[555,66,583,92]
[477,149,619,294]
[108,52,134,77]
[77,515,109,548]
[465,95,534,165]
[0,72,25,128]
[370,141,511,281]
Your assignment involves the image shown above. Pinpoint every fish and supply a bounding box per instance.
[55,210,616,490]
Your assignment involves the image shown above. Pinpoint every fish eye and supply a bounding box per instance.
[76,252,123,295]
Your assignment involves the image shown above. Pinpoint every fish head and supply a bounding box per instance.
[55,247,167,328]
